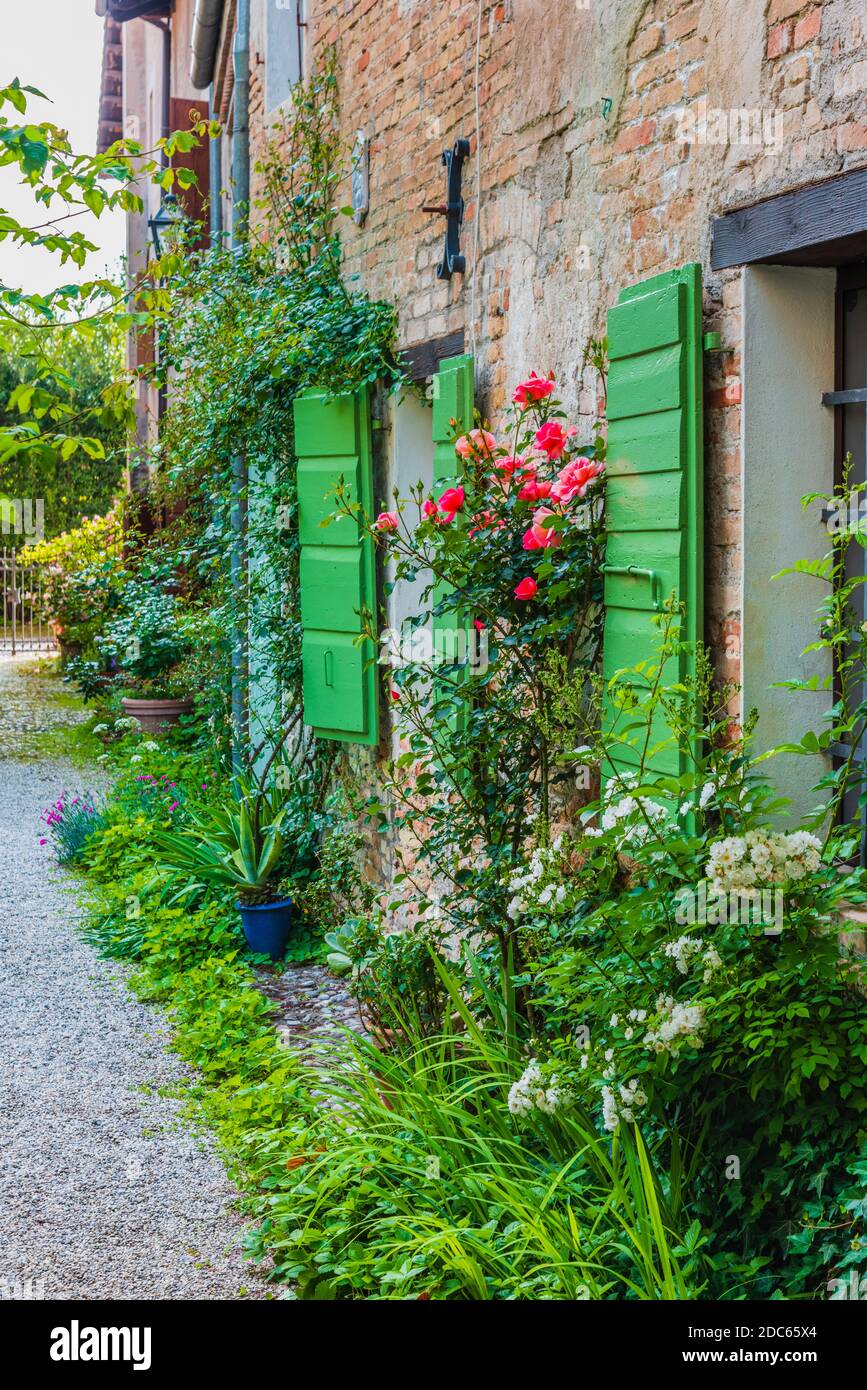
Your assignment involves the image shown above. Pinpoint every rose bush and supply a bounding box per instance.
[336,357,607,1023]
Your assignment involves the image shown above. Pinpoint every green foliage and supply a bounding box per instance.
[360,374,606,1030]
[325,914,452,1040]
[94,558,194,698]
[124,51,402,765]
[74,743,704,1301]
[243,1002,699,1301]
[0,318,125,536]
[498,617,867,1299]
[20,509,124,678]
[155,774,308,906]
[287,807,378,928]
[0,78,213,482]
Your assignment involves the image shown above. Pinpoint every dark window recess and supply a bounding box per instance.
[400,331,466,384]
[826,266,867,859]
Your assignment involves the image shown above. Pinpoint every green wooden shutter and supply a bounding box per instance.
[431,354,474,730]
[603,262,704,779]
[432,353,474,488]
[293,386,379,746]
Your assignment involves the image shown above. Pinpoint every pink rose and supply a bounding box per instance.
[513,372,555,407]
[468,509,506,538]
[437,485,466,519]
[495,455,527,477]
[518,477,552,501]
[514,576,539,600]
[422,499,438,518]
[550,456,603,504]
[455,428,496,459]
[522,506,562,551]
[374,511,399,531]
[534,421,578,461]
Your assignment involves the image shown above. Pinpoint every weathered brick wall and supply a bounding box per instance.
[241,0,866,892]
[245,0,866,689]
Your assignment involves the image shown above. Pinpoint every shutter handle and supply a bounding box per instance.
[324,649,334,687]
[602,564,661,610]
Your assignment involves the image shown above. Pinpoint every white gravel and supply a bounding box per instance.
[0,656,273,1300]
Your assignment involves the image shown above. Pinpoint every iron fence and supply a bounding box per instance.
[0,546,55,653]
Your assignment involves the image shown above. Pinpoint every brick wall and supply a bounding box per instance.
[234,0,867,890]
[242,0,866,695]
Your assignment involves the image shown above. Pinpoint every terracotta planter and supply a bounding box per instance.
[120,695,193,734]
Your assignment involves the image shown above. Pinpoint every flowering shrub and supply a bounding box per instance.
[340,358,607,1026]
[495,619,867,1298]
[20,509,124,676]
[39,792,106,865]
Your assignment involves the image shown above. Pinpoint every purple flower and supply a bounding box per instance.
[39,838,47,846]
[168,800,179,812]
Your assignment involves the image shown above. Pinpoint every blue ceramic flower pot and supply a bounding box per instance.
[237,897,293,960]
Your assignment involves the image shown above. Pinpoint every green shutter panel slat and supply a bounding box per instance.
[432,352,474,486]
[602,262,704,780]
[293,386,379,746]
[431,354,473,733]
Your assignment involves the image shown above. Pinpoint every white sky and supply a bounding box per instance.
[0,0,125,296]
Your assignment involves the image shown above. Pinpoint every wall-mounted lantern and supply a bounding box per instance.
[148,193,183,258]
[422,137,470,280]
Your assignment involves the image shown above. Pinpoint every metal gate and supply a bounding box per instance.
[0,547,55,653]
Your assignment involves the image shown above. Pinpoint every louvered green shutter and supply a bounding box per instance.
[431,354,473,730]
[293,386,379,746]
[603,262,704,778]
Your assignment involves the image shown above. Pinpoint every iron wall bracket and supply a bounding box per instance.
[422,138,470,280]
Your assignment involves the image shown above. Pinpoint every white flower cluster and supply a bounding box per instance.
[643,995,706,1054]
[663,934,722,982]
[707,829,821,892]
[680,780,717,817]
[507,1058,566,1117]
[601,1077,648,1132]
[506,837,567,920]
[583,772,668,846]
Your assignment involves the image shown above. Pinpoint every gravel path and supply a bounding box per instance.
[0,655,272,1300]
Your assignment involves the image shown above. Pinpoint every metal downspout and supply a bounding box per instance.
[230,0,250,768]
[209,84,223,243]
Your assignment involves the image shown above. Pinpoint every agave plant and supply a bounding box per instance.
[156,778,290,906]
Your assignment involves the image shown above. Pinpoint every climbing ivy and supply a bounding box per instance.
[140,52,403,765]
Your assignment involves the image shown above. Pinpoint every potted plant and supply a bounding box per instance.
[97,569,193,732]
[156,780,295,959]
